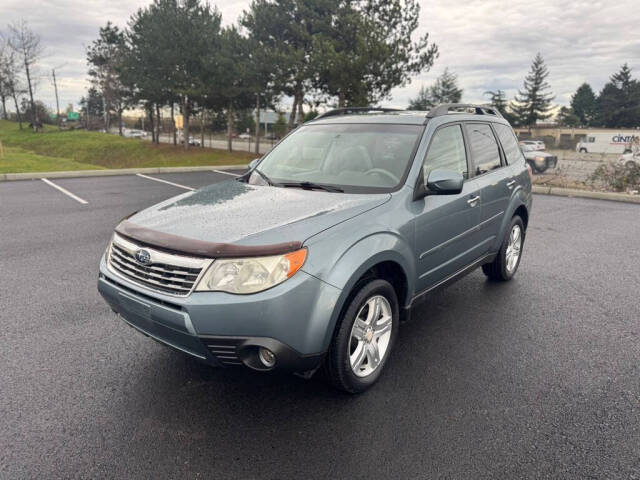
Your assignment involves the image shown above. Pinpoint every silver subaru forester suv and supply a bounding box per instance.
[98,104,532,393]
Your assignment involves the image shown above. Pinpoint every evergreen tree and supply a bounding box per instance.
[484,89,517,125]
[513,53,554,127]
[429,68,462,105]
[594,64,640,128]
[556,106,580,127]
[79,87,105,129]
[407,85,431,110]
[86,22,130,134]
[408,68,462,110]
[312,0,438,107]
[570,83,596,126]
[123,0,221,147]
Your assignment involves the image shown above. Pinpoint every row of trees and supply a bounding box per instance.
[83,0,438,151]
[409,53,555,128]
[0,20,44,130]
[558,64,640,128]
[409,54,640,129]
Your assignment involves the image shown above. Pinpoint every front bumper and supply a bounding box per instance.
[98,255,341,372]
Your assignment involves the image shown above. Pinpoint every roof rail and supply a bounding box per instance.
[315,107,402,119]
[426,103,503,119]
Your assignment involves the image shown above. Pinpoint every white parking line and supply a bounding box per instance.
[212,169,241,177]
[41,178,88,205]
[136,173,194,191]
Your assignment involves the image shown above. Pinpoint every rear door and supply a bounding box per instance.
[413,123,485,292]
[465,122,512,254]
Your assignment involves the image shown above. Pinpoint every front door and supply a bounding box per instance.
[413,123,485,292]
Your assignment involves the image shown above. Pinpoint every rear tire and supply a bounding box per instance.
[482,215,525,282]
[625,160,636,169]
[325,279,399,394]
[579,148,587,153]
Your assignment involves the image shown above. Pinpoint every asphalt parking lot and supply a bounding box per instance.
[1,171,639,479]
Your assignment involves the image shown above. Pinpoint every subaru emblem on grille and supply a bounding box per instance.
[134,249,152,265]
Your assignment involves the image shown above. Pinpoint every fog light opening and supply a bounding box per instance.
[258,347,276,368]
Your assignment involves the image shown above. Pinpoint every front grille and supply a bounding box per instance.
[203,338,244,366]
[108,233,211,296]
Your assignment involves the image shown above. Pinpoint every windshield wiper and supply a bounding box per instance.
[277,181,344,193]
[252,168,275,186]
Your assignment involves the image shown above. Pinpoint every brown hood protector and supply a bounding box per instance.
[115,221,302,258]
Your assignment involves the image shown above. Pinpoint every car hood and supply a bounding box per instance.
[121,179,390,251]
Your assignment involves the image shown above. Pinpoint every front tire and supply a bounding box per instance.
[325,279,399,393]
[579,148,587,153]
[482,215,525,282]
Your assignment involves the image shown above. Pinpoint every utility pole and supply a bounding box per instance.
[255,93,260,155]
[52,68,61,130]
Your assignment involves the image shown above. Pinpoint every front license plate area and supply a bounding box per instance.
[118,292,151,321]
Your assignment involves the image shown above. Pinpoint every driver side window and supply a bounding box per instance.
[423,124,468,179]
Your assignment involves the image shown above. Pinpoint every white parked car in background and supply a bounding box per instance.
[123,129,146,139]
[618,152,639,169]
[238,132,251,139]
[519,140,545,151]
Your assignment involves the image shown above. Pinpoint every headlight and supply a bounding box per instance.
[194,248,307,294]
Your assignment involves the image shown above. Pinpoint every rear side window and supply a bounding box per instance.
[494,124,524,165]
[467,123,501,175]
[423,124,468,179]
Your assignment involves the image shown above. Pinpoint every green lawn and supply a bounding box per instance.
[0,120,252,173]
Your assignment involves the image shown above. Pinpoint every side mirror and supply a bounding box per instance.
[426,169,464,195]
[248,158,261,170]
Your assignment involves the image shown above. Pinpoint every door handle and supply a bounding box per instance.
[507,180,516,189]
[467,195,480,207]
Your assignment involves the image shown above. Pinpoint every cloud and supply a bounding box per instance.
[386,0,640,108]
[1,0,638,111]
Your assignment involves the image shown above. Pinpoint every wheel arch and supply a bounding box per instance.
[317,233,415,351]
[492,193,530,253]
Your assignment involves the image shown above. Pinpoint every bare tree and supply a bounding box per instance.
[0,39,10,120]
[8,20,43,131]
[0,35,23,128]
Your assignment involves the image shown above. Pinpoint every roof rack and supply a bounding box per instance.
[315,107,402,119]
[426,103,503,119]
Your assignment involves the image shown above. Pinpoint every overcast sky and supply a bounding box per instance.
[2,0,639,112]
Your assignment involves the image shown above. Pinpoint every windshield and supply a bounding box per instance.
[248,123,424,193]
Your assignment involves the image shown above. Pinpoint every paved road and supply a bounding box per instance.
[1,173,639,479]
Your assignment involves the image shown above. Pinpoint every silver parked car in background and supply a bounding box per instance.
[523,149,557,174]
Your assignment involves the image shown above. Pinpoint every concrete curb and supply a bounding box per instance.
[0,164,248,181]
[532,185,640,204]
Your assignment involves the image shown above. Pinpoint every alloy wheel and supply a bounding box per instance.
[505,224,522,274]
[348,295,393,377]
